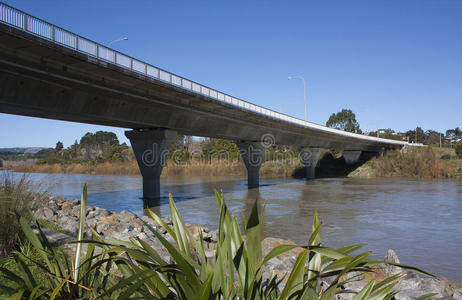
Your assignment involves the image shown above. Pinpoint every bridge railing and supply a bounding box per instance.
[0,3,309,124]
[0,2,407,146]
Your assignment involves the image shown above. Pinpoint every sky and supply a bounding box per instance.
[1,0,461,148]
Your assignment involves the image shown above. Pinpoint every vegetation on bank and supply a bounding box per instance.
[0,180,433,299]
[349,147,461,179]
[0,174,48,257]
[2,128,462,180]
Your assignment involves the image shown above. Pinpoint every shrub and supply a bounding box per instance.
[360,147,454,179]
[455,143,462,159]
[440,154,451,160]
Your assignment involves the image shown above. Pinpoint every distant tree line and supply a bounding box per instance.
[326,108,461,147]
[2,117,461,167]
[36,131,131,165]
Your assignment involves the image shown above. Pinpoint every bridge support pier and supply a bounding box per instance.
[236,141,266,188]
[125,129,177,200]
[343,150,362,165]
[301,147,322,179]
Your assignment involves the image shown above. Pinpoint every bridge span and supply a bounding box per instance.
[0,2,409,200]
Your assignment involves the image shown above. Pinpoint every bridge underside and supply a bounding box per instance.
[0,24,394,152]
[0,23,401,200]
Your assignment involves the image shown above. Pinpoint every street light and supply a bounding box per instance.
[288,75,307,122]
[108,37,128,47]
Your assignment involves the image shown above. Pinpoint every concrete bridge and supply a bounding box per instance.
[0,2,409,200]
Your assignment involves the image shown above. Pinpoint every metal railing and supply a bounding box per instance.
[0,2,407,146]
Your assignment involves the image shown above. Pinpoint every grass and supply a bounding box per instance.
[0,172,49,257]
[349,147,458,179]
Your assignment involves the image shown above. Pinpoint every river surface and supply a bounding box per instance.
[5,171,462,281]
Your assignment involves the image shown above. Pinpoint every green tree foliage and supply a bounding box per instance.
[405,127,426,144]
[368,129,404,141]
[201,138,240,160]
[55,141,64,151]
[326,109,362,133]
[404,128,445,145]
[446,127,461,139]
[424,130,442,146]
[37,131,129,165]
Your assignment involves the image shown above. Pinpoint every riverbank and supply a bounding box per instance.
[6,147,462,180]
[349,147,462,179]
[29,194,462,299]
[9,159,301,178]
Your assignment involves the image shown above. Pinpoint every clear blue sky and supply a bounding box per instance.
[1,0,461,148]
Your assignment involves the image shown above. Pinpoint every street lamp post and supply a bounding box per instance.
[108,37,128,47]
[288,76,307,122]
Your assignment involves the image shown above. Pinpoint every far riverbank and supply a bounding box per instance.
[5,147,462,180]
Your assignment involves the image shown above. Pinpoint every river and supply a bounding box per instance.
[5,171,462,281]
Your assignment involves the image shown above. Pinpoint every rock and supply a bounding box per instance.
[35,207,55,219]
[123,225,134,233]
[395,273,449,300]
[137,232,148,240]
[454,293,462,300]
[384,249,402,274]
[59,217,78,235]
[187,224,212,241]
[95,222,113,236]
[370,249,403,281]
[88,207,109,219]
[61,200,79,212]
[47,200,59,213]
[209,230,218,242]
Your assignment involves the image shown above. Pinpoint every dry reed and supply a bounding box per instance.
[357,147,455,179]
[11,159,301,178]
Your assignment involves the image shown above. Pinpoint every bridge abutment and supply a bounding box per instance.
[300,147,322,179]
[343,150,362,165]
[236,141,266,187]
[125,129,177,200]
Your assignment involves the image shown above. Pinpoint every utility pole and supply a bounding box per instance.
[440,133,442,148]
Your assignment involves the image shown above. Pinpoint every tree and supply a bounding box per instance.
[424,130,442,146]
[326,109,362,134]
[201,138,240,161]
[405,127,426,144]
[55,141,64,151]
[446,127,461,139]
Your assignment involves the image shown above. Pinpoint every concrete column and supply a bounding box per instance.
[236,141,266,187]
[300,147,322,179]
[125,129,177,200]
[343,150,362,165]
